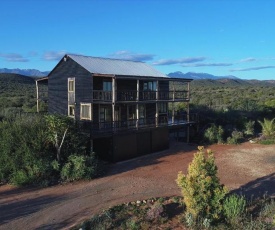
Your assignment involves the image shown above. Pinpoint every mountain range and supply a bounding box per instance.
[168,71,239,80]
[0,68,49,77]
[2,68,275,83]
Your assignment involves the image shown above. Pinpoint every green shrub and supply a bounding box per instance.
[0,114,98,186]
[227,130,243,144]
[204,124,224,144]
[258,118,275,137]
[61,153,99,182]
[176,146,228,224]
[0,114,52,185]
[244,120,255,136]
[223,194,246,225]
[259,198,275,226]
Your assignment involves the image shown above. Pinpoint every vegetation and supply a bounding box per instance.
[0,114,101,186]
[258,118,275,137]
[223,194,247,226]
[176,146,228,225]
[0,73,47,116]
[203,124,224,144]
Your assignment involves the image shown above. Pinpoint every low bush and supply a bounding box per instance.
[61,153,99,182]
[244,120,255,136]
[227,130,244,144]
[204,124,224,144]
[223,194,247,225]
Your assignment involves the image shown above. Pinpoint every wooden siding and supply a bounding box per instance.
[48,57,92,120]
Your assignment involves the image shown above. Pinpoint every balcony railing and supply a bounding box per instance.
[78,113,198,137]
[93,90,112,101]
[93,90,189,102]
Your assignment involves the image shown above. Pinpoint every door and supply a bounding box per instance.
[99,105,112,129]
[68,78,75,118]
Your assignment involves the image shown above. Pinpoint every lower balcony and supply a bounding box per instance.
[79,113,198,137]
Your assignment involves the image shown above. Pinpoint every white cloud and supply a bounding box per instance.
[109,50,155,62]
[42,51,66,61]
[0,53,29,62]
[230,66,275,72]
[153,57,206,65]
[239,57,256,63]
[181,62,232,67]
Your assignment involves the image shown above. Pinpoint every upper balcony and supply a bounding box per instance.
[93,90,189,103]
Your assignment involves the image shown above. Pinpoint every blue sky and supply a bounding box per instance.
[1,0,275,80]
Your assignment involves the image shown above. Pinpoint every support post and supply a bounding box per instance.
[155,80,159,127]
[172,81,175,124]
[136,80,139,129]
[112,77,116,129]
[187,82,190,143]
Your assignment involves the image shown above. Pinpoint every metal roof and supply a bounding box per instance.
[67,54,169,78]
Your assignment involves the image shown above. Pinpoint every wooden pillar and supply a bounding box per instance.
[112,77,116,128]
[136,80,139,129]
[187,82,190,143]
[172,81,175,124]
[155,80,159,127]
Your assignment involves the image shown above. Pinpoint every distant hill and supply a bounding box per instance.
[168,71,239,80]
[0,68,49,77]
[190,78,275,87]
[0,73,35,84]
[0,73,36,96]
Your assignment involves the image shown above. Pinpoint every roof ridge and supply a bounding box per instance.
[67,53,145,63]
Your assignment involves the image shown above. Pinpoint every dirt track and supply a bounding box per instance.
[0,141,274,230]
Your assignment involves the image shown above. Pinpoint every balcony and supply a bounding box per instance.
[93,90,189,102]
[79,113,198,137]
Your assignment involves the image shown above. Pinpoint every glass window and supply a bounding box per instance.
[103,81,112,91]
[80,103,92,120]
[139,104,145,118]
[68,79,75,92]
[143,81,156,91]
[159,102,168,113]
[128,105,136,120]
[68,105,75,117]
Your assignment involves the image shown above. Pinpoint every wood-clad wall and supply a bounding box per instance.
[48,56,92,120]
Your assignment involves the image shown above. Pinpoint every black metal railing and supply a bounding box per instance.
[93,90,189,102]
[84,113,198,136]
[93,90,112,101]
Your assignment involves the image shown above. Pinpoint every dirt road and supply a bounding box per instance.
[0,141,274,229]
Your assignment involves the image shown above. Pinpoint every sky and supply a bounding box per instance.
[1,0,275,80]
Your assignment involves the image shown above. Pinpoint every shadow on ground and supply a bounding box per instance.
[0,194,67,225]
[105,140,198,176]
[232,172,275,198]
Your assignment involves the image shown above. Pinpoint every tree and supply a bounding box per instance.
[258,118,275,137]
[45,115,73,163]
[176,146,228,223]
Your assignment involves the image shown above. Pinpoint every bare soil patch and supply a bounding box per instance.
[0,141,274,230]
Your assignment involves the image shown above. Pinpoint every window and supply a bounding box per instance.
[80,103,92,120]
[128,105,136,120]
[68,105,75,117]
[139,104,145,118]
[159,102,168,114]
[143,81,156,91]
[68,79,75,92]
[103,81,112,91]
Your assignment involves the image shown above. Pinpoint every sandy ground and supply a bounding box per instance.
[0,141,274,230]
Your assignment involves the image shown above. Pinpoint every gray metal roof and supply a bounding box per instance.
[67,54,168,78]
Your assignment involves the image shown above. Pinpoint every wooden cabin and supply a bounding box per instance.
[36,54,195,162]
